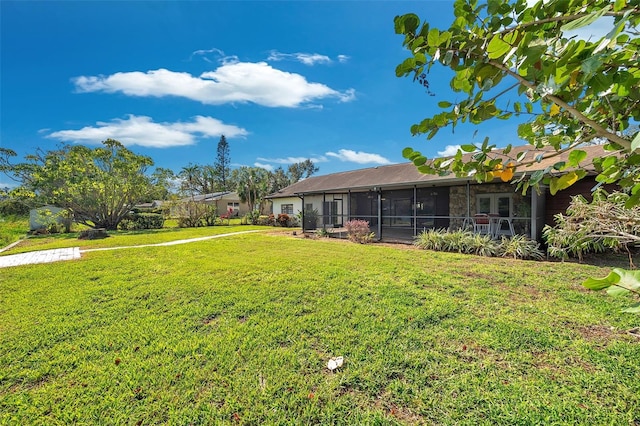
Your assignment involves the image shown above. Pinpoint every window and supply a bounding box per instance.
[476,193,512,217]
[281,204,294,215]
[227,202,239,212]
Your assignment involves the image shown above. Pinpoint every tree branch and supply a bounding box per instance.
[486,58,633,150]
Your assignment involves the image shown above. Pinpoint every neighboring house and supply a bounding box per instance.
[171,191,249,217]
[29,205,71,232]
[266,144,610,242]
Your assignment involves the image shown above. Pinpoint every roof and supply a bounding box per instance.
[179,191,237,202]
[267,144,607,198]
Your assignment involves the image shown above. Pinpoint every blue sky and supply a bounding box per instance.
[0,1,606,188]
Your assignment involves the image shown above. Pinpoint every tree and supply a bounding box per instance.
[147,167,177,201]
[0,139,153,230]
[232,166,270,215]
[268,160,319,194]
[214,135,231,191]
[395,0,640,206]
[178,164,217,196]
[287,159,319,183]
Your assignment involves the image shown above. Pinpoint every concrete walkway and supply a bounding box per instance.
[0,247,81,268]
[0,230,261,269]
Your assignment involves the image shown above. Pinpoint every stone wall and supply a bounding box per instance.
[449,182,531,230]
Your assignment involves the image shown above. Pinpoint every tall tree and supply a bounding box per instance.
[214,135,231,191]
[287,159,319,183]
[0,139,153,230]
[395,0,640,206]
[232,166,270,214]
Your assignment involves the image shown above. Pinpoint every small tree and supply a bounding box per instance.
[0,139,153,230]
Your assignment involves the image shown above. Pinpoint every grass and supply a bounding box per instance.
[0,221,274,254]
[0,215,29,248]
[1,233,639,424]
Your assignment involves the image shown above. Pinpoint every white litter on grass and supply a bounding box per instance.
[327,356,344,371]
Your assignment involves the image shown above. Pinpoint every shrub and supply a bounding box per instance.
[415,229,541,259]
[543,190,639,265]
[497,235,545,260]
[276,214,290,227]
[0,199,30,216]
[245,210,261,225]
[344,219,375,244]
[172,201,216,228]
[414,228,448,251]
[315,228,331,238]
[466,232,499,257]
[118,213,165,230]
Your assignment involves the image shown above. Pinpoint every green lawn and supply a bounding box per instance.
[1,232,639,424]
[0,215,29,248]
[0,223,274,254]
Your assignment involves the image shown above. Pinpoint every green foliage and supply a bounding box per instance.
[0,139,154,230]
[314,227,331,238]
[214,135,231,191]
[173,201,217,228]
[0,215,28,247]
[497,234,545,260]
[232,167,270,213]
[0,199,29,216]
[415,229,543,260]
[118,213,165,231]
[544,190,640,263]
[244,209,262,225]
[583,268,640,313]
[395,0,640,201]
[344,219,375,244]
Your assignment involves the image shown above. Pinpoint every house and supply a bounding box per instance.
[171,191,249,217]
[29,205,72,232]
[267,144,610,242]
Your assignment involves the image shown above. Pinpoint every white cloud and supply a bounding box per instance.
[72,62,354,108]
[437,144,463,157]
[337,55,350,63]
[267,50,332,66]
[254,162,274,171]
[47,115,248,148]
[325,149,392,165]
[256,155,328,164]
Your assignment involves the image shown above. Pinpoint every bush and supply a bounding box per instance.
[344,219,375,244]
[497,235,545,260]
[172,201,216,228]
[245,210,261,225]
[276,214,290,227]
[0,199,30,216]
[543,190,640,264]
[118,213,165,230]
[414,229,542,259]
[256,215,275,226]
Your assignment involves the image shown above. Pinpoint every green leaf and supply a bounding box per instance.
[413,156,427,166]
[402,147,415,159]
[622,303,640,314]
[567,149,587,167]
[427,28,440,46]
[438,101,452,108]
[487,36,512,59]
[461,144,477,152]
[631,132,640,152]
[583,270,620,291]
[561,4,611,31]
